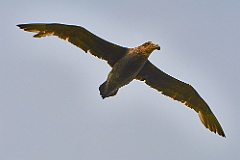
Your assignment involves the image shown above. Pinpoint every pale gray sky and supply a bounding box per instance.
[1,0,240,160]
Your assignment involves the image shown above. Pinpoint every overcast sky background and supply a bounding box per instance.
[1,0,240,160]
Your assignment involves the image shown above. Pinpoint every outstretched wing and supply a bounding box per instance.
[17,23,129,66]
[137,61,225,137]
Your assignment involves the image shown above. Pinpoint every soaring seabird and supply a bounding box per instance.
[17,23,225,137]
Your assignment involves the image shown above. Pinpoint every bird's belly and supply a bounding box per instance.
[107,55,147,89]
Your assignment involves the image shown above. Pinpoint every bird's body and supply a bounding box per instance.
[17,23,225,137]
[100,42,160,98]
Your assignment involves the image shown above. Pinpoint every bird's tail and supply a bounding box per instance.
[99,82,118,99]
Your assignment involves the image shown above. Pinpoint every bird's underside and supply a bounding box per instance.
[17,23,225,137]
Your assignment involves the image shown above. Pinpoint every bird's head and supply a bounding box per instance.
[143,41,160,50]
[138,41,160,57]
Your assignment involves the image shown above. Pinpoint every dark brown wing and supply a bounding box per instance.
[136,61,225,137]
[17,23,129,66]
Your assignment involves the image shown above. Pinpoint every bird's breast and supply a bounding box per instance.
[107,53,148,88]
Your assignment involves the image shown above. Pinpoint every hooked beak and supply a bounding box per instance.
[155,44,160,50]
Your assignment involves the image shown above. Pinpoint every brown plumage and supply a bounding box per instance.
[17,23,225,137]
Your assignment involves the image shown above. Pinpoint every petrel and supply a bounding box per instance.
[17,23,225,137]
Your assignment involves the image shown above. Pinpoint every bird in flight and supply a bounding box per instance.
[17,23,225,137]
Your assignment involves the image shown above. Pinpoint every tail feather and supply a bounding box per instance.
[99,82,118,99]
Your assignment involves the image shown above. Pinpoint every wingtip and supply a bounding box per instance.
[16,24,32,31]
[198,111,226,137]
[16,24,22,28]
[16,23,26,29]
